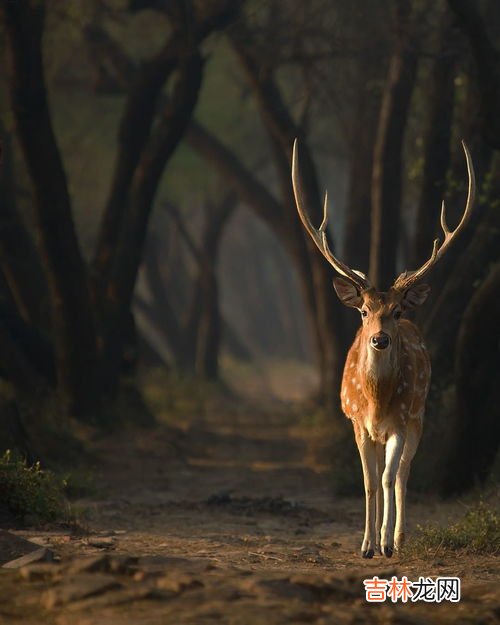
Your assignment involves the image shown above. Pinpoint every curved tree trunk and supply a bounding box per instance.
[447,0,500,148]
[0,126,49,332]
[344,81,379,273]
[424,152,500,376]
[229,39,346,411]
[442,261,500,493]
[370,0,419,289]
[186,121,343,410]
[3,1,99,419]
[412,13,458,268]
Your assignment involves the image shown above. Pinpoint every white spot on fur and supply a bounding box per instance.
[346,398,350,406]
[352,403,358,412]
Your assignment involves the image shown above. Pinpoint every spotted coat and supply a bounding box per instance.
[341,319,431,443]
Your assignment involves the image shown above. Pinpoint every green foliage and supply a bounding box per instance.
[0,450,68,524]
[403,504,500,556]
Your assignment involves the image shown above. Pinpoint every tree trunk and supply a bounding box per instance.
[370,1,419,289]
[344,82,379,273]
[92,34,183,287]
[98,51,203,392]
[192,196,235,380]
[442,261,500,493]
[0,126,49,331]
[91,0,242,285]
[228,40,346,410]
[424,152,500,376]
[412,13,458,268]
[3,1,99,419]
[187,120,343,410]
[447,0,500,148]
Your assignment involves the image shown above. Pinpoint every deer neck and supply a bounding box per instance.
[358,334,401,414]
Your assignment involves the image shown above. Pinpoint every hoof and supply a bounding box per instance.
[361,549,374,559]
[382,546,393,558]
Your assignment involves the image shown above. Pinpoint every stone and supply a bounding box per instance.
[85,536,116,549]
[0,529,42,566]
[2,547,54,569]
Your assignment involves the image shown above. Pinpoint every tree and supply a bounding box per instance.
[0,0,240,421]
[447,0,500,148]
[369,0,420,288]
[3,1,100,418]
[136,192,236,379]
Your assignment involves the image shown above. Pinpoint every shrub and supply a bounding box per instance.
[0,450,68,524]
[403,503,500,556]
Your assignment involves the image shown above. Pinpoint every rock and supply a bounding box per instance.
[85,536,116,549]
[41,574,122,609]
[0,529,42,566]
[2,547,54,569]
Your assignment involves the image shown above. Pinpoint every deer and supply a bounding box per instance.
[291,140,475,558]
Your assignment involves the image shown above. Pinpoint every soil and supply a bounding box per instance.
[0,373,499,624]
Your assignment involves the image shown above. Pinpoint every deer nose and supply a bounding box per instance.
[370,332,391,350]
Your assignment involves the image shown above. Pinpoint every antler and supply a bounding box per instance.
[393,141,475,291]
[291,139,371,292]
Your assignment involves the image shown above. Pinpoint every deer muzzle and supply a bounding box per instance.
[370,332,391,351]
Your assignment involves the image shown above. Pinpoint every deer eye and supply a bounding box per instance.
[394,310,402,320]
[361,310,368,318]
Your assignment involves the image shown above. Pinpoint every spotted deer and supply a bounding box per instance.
[291,140,475,558]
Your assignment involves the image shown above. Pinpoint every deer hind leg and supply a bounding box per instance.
[355,425,378,558]
[395,418,423,551]
[375,442,385,554]
[381,432,404,558]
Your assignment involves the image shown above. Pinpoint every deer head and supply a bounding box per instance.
[291,139,475,355]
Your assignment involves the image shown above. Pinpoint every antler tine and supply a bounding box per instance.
[291,139,370,291]
[394,141,476,291]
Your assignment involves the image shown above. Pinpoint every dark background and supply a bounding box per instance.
[0,0,499,496]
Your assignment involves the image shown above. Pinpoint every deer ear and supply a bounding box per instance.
[333,277,363,308]
[401,283,430,310]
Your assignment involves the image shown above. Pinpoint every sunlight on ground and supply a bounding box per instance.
[220,357,319,405]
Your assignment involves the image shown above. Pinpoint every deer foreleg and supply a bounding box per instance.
[381,432,404,557]
[355,426,378,558]
[375,442,385,553]
[395,418,422,551]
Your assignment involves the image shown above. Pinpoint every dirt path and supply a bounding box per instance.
[1,398,499,624]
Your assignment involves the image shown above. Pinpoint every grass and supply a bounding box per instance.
[0,450,70,525]
[403,503,500,556]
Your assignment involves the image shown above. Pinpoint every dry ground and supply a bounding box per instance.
[0,363,499,624]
